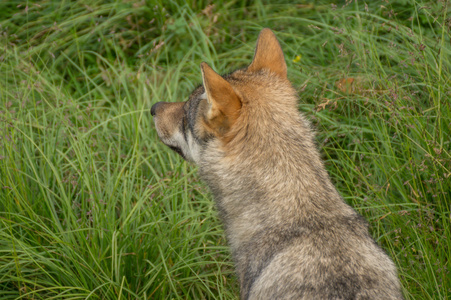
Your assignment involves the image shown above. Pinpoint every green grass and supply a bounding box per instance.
[0,0,450,299]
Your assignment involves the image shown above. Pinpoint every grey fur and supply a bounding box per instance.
[151,28,403,300]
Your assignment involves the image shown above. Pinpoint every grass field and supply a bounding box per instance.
[0,0,450,299]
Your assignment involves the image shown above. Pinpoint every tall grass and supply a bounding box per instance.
[0,0,449,299]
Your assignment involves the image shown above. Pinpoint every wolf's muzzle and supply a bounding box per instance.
[150,102,164,116]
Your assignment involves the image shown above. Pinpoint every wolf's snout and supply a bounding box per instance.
[151,102,164,116]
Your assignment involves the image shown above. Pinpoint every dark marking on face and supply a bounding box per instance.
[168,145,186,160]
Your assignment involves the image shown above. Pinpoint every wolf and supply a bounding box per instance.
[151,28,403,299]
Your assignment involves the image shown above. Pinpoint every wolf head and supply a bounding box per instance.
[151,28,298,164]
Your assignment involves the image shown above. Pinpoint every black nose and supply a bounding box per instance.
[151,102,163,116]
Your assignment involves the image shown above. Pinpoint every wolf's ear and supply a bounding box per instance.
[248,28,287,79]
[200,62,241,136]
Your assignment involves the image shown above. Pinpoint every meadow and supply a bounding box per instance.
[0,0,450,299]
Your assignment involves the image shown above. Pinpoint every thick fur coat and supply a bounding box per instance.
[151,28,403,299]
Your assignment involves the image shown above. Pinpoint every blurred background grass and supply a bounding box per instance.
[0,0,450,299]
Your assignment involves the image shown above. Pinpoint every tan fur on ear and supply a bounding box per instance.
[200,62,241,136]
[248,28,287,79]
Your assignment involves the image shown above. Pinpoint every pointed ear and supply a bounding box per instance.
[200,62,241,135]
[248,28,287,79]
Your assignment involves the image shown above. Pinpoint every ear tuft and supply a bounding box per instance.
[248,28,287,79]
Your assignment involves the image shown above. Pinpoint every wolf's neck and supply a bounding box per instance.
[200,133,353,285]
[201,127,347,224]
